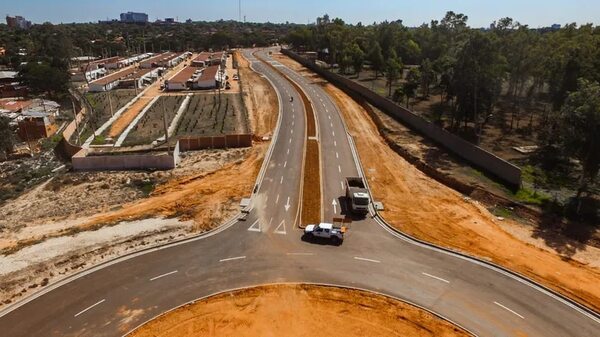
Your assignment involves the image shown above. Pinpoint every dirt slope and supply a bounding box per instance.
[274,53,600,312]
[128,284,471,337]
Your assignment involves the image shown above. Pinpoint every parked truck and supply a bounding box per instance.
[304,223,345,244]
[345,177,370,214]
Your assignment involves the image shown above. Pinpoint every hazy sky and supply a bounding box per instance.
[3,0,599,27]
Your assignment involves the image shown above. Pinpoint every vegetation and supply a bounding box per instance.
[285,12,600,214]
[0,117,14,159]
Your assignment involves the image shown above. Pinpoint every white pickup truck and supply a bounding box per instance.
[304,223,345,244]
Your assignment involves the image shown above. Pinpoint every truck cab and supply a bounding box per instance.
[345,177,370,214]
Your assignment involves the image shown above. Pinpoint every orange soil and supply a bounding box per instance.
[275,54,600,313]
[86,52,279,232]
[303,140,321,224]
[127,284,471,337]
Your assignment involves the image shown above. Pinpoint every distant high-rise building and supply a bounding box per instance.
[120,12,148,23]
[6,15,32,29]
[551,24,561,30]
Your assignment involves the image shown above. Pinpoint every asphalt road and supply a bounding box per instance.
[0,49,598,337]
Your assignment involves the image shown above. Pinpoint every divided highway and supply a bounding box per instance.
[0,49,598,337]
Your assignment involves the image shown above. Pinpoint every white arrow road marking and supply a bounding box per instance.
[74,299,105,317]
[354,257,381,263]
[219,256,246,262]
[150,270,178,281]
[494,301,525,319]
[274,220,286,235]
[247,219,261,232]
[332,199,338,214]
[422,272,450,284]
[284,197,291,212]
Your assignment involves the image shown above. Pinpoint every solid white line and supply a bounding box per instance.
[494,301,525,319]
[341,181,344,190]
[338,165,342,173]
[422,272,450,284]
[150,270,178,281]
[219,256,246,263]
[354,257,381,263]
[280,176,284,184]
[286,252,314,256]
[284,161,287,168]
[74,299,105,317]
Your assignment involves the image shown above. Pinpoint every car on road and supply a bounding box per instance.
[304,222,345,245]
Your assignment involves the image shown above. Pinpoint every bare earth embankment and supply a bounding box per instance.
[0,50,278,308]
[274,53,600,312]
[128,284,471,337]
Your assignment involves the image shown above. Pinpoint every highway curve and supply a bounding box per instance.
[0,48,598,337]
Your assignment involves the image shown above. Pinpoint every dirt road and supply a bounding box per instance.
[274,53,600,312]
[128,284,471,337]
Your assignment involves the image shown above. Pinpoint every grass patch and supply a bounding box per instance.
[91,135,106,145]
[514,187,550,205]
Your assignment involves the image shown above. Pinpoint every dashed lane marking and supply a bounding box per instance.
[494,301,525,319]
[150,270,178,281]
[338,165,342,173]
[74,299,105,318]
[354,257,381,263]
[219,256,246,262]
[287,252,314,256]
[422,272,450,284]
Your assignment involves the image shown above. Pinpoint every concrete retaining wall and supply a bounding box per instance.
[281,49,521,187]
[72,142,180,171]
[179,134,252,151]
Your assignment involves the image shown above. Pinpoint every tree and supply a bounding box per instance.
[559,79,600,206]
[0,117,14,159]
[404,68,421,108]
[18,62,70,98]
[339,52,352,75]
[419,58,435,97]
[385,51,403,97]
[349,43,365,77]
[368,41,385,79]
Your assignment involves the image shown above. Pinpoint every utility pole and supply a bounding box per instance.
[161,97,170,152]
[72,99,81,145]
[108,90,114,117]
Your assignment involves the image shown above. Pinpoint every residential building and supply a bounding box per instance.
[6,15,32,29]
[166,66,200,91]
[192,65,223,89]
[17,112,57,141]
[120,12,148,23]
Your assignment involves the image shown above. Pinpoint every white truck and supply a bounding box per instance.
[304,223,345,244]
[345,177,370,214]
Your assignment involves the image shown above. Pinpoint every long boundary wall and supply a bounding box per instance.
[281,49,522,188]
[178,134,252,151]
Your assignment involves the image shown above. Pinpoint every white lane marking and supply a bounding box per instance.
[325,108,329,113]
[247,219,261,232]
[292,121,295,126]
[287,148,290,154]
[284,161,287,168]
[338,165,342,173]
[274,220,286,234]
[336,152,339,159]
[340,181,344,190]
[284,197,291,212]
[265,195,269,203]
[330,123,333,128]
[354,257,381,263]
[74,299,106,317]
[150,270,178,281]
[334,141,337,147]
[280,176,284,184]
[292,108,295,113]
[332,199,338,214]
[275,194,280,204]
[332,131,335,137]
[422,272,450,284]
[219,256,246,262]
[286,252,314,256]
[289,138,292,143]
[328,115,331,120]
[291,129,293,134]
[494,301,525,319]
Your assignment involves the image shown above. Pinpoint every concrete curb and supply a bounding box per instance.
[121,282,479,337]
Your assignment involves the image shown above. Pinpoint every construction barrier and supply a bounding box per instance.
[281,49,522,188]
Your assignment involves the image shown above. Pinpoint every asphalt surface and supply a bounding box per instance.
[0,49,598,337]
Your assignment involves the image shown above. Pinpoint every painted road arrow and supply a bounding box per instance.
[332,199,337,214]
[284,197,291,212]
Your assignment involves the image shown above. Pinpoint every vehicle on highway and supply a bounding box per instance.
[345,177,370,214]
[304,222,345,244]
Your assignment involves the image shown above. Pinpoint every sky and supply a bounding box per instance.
[3,0,599,27]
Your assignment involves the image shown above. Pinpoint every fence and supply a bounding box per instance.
[281,49,521,187]
[178,134,253,151]
[72,141,180,171]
